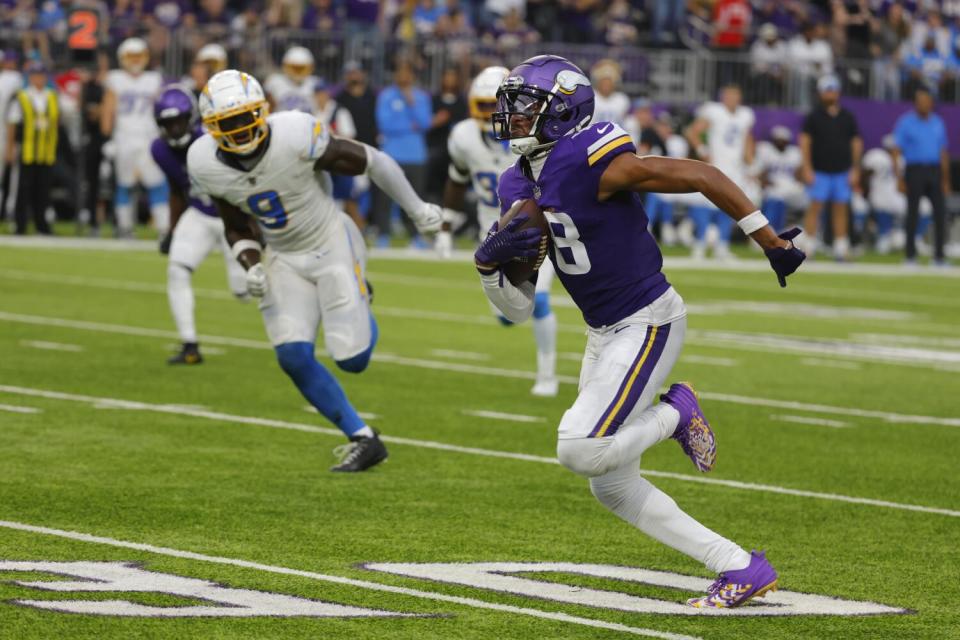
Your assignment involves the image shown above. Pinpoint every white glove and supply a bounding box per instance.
[245,263,268,297]
[412,203,443,234]
[435,230,453,259]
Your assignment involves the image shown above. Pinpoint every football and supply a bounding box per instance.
[497,198,551,287]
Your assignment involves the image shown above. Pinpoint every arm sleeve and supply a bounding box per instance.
[479,271,535,324]
[363,143,425,215]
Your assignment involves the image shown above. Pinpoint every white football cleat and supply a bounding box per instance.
[531,378,559,397]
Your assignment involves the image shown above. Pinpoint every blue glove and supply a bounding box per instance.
[764,227,806,288]
[474,216,542,275]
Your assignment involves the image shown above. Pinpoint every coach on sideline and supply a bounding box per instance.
[891,86,951,266]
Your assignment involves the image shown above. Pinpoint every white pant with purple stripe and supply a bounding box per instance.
[556,286,750,575]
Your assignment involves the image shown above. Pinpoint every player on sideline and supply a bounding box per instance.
[438,66,559,397]
[100,37,168,239]
[151,85,248,365]
[188,70,442,472]
[479,55,805,607]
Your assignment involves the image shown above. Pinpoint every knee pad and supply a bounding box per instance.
[533,292,551,320]
[275,341,316,382]
[147,183,169,206]
[114,185,132,206]
[335,315,378,374]
[557,438,608,478]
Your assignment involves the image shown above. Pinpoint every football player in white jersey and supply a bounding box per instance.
[590,60,630,128]
[188,70,443,472]
[685,84,757,259]
[439,66,559,397]
[264,46,319,114]
[754,126,805,232]
[862,135,932,254]
[100,37,169,238]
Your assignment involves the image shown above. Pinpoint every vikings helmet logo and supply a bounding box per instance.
[555,70,590,95]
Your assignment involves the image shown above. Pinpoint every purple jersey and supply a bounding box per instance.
[150,130,216,217]
[498,121,669,328]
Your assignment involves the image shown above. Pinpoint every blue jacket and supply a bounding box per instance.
[376,85,432,164]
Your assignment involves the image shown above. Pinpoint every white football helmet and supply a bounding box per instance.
[196,43,228,73]
[118,37,149,75]
[469,66,509,132]
[282,46,315,84]
[199,69,270,155]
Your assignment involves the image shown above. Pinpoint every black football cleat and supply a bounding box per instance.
[365,279,374,304]
[168,342,203,365]
[330,431,388,472]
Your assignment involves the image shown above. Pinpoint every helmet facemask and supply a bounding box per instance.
[492,85,556,156]
[158,113,194,148]
[204,101,269,155]
[121,51,148,75]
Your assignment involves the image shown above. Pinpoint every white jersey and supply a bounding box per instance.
[264,73,318,114]
[755,141,804,203]
[106,69,162,140]
[592,91,631,129]
[188,111,342,254]
[0,70,22,162]
[697,102,754,177]
[447,118,515,232]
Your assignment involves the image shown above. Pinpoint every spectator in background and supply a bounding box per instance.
[302,0,340,31]
[750,23,788,104]
[79,51,109,236]
[558,0,600,44]
[5,61,59,235]
[374,57,432,247]
[832,0,873,60]
[651,0,687,45]
[196,0,232,34]
[591,59,630,128]
[426,66,466,202]
[336,61,378,147]
[800,74,862,261]
[603,0,640,46]
[788,21,834,106]
[345,0,381,35]
[483,7,540,52]
[909,8,951,57]
[0,49,20,222]
[892,85,951,265]
[413,0,444,35]
[870,1,910,100]
[754,0,802,39]
[712,0,752,50]
[904,34,951,97]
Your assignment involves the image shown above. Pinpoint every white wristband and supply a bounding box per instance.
[231,239,261,260]
[737,210,769,235]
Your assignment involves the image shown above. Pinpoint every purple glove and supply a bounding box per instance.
[474,216,542,274]
[764,227,806,288]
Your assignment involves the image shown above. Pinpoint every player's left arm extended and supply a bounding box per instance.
[600,153,806,287]
[313,135,442,233]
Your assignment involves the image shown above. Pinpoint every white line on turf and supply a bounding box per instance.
[1,384,957,519]
[19,339,84,352]
[429,349,491,361]
[462,410,545,424]
[800,358,862,371]
[0,519,698,640]
[770,414,851,429]
[0,403,41,414]
[2,311,959,428]
[303,405,378,421]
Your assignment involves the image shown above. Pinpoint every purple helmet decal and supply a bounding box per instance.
[492,55,595,153]
[154,84,199,148]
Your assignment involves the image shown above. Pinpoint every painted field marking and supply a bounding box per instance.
[429,349,491,362]
[462,409,546,424]
[303,405,378,421]
[800,358,862,371]
[2,310,959,428]
[0,403,41,414]
[771,414,851,429]
[20,339,84,352]
[1,384,958,519]
[0,519,700,640]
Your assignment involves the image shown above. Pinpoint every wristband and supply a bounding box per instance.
[231,239,262,260]
[737,210,769,235]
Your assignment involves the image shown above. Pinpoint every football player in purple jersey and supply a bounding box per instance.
[476,55,805,609]
[151,85,249,365]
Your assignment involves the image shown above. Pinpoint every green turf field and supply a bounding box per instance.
[0,240,958,639]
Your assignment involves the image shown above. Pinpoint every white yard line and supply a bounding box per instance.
[0,519,697,640]
[770,414,851,429]
[303,405,378,421]
[0,384,957,519]
[462,410,546,424]
[19,339,84,352]
[2,311,959,428]
[0,403,41,414]
[799,358,862,371]
[429,349,491,361]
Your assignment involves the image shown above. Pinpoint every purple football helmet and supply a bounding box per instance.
[492,55,595,155]
[154,84,199,149]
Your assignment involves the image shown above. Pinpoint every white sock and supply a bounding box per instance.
[532,312,557,381]
[353,425,375,438]
[589,465,752,574]
[834,235,849,259]
[167,262,197,343]
[115,203,134,234]
[151,202,171,235]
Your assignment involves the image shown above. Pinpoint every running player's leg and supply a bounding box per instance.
[531,260,558,397]
[112,145,137,238]
[167,208,219,362]
[138,145,170,235]
[713,208,734,259]
[689,205,710,259]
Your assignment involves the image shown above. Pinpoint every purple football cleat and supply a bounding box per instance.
[661,382,716,473]
[687,550,779,609]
